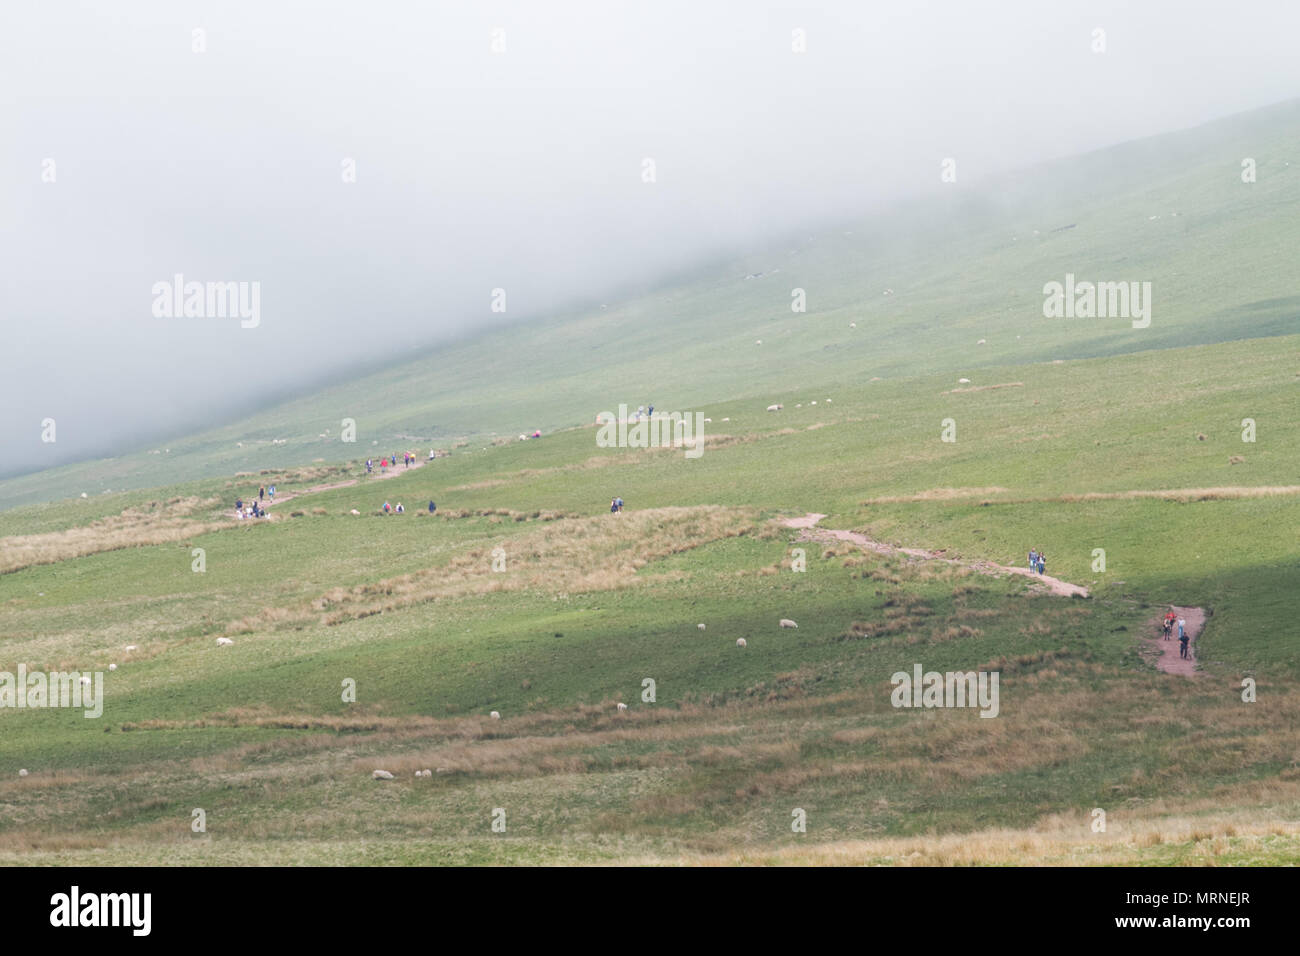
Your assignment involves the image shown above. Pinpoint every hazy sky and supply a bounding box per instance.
[4,0,1300,476]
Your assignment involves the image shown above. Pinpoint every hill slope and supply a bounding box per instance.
[3,98,1298,510]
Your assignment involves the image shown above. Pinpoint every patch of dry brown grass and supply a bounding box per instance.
[225,506,756,634]
[0,497,225,575]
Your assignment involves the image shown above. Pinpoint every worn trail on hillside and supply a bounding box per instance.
[784,514,1212,677]
[1147,605,1205,676]
[240,459,428,516]
[782,513,1089,597]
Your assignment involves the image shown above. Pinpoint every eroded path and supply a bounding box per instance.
[782,513,1089,597]
[783,513,1211,677]
[1148,605,1205,676]
[234,459,428,517]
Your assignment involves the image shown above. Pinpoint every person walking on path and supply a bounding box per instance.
[428,500,436,513]
[259,486,265,501]
[1028,548,1037,571]
[1179,628,1190,659]
[1036,550,1045,575]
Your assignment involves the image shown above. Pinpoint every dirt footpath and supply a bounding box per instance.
[1148,605,1206,677]
[782,513,1089,597]
[233,459,428,517]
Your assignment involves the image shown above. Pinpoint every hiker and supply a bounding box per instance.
[383,501,391,513]
[1028,549,1037,571]
[1177,617,1186,642]
[615,496,624,513]
[395,503,404,513]
[366,459,373,474]
[647,405,654,417]
[610,497,619,514]
[259,486,265,500]
[1179,627,1190,659]
[236,498,243,511]
[1036,550,1045,575]
[1162,617,1172,640]
[428,500,436,513]
[269,484,275,500]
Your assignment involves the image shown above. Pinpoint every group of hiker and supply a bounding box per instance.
[233,484,276,518]
[1027,547,1047,575]
[366,453,417,474]
[1163,610,1191,658]
[609,496,624,514]
[381,500,437,515]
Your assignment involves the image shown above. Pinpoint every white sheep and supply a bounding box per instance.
[849,322,857,328]
[125,644,138,651]
[79,676,91,686]
[372,770,394,780]
[736,638,747,647]
[350,509,360,515]
[490,711,500,720]
[697,623,706,630]
[617,702,628,712]
[216,637,234,646]
[755,339,762,345]
[977,339,986,345]
[108,663,117,671]
[958,378,971,384]
[19,769,29,777]
[766,404,783,412]
[779,619,799,629]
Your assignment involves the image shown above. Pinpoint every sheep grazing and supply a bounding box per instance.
[736,638,747,647]
[18,769,28,777]
[108,663,117,671]
[617,702,628,712]
[849,322,857,328]
[755,339,762,345]
[372,770,394,780]
[958,378,971,384]
[766,404,783,412]
[779,619,799,629]
[216,637,234,646]
[977,339,987,345]
[350,509,361,515]
[490,711,501,720]
[124,644,137,652]
[79,676,91,686]
[697,623,706,630]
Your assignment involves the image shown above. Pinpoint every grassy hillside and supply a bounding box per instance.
[3,98,1298,511]
[1,102,1298,865]
[2,326,1298,863]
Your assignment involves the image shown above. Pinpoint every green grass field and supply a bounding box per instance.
[1,102,1298,865]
